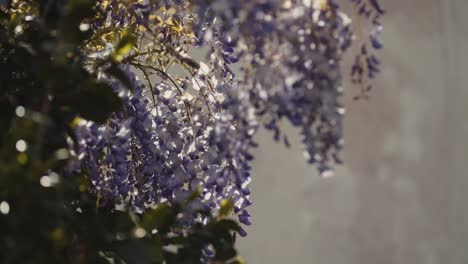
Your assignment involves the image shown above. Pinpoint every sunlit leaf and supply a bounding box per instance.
[219,198,234,218]
[113,29,137,62]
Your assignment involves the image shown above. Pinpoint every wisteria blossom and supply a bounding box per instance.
[0,0,388,262]
[74,0,384,234]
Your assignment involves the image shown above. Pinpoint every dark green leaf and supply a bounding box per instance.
[68,81,122,123]
[106,64,134,90]
[113,240,153,264]
[141,204,177,234]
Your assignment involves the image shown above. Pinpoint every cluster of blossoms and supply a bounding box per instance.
[73,0,384,234]
[76,65,255,229]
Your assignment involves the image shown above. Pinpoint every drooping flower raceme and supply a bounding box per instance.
[76,65,256,228]
[74,0,384,234]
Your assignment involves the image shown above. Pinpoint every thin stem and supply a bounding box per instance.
[130,62,192,122]
[180,63,214,115]
[138,66,157,108]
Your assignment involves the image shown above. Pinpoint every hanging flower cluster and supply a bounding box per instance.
[74,0,384,233]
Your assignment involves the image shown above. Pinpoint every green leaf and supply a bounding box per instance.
[61,0,95,44]
[113,29,137,62]
[141,203,177,234]
[214,219,241,232]
[219,198,234,218]
[208,219,241,261]
[64,0,95,22]
[69,81,122,123]
[112,240,153,264]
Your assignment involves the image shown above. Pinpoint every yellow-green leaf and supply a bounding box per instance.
[112,29,137,62]
[219,198,234,218]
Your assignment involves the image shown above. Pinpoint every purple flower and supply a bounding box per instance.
[74,0,385,238]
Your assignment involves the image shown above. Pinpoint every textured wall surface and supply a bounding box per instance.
[238,0,468,263]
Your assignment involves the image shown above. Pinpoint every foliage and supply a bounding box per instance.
[0,0,384,263]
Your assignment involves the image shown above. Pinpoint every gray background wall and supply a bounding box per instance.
[238,0,468,263]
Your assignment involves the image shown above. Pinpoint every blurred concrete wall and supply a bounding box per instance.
[238,0,468,263]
